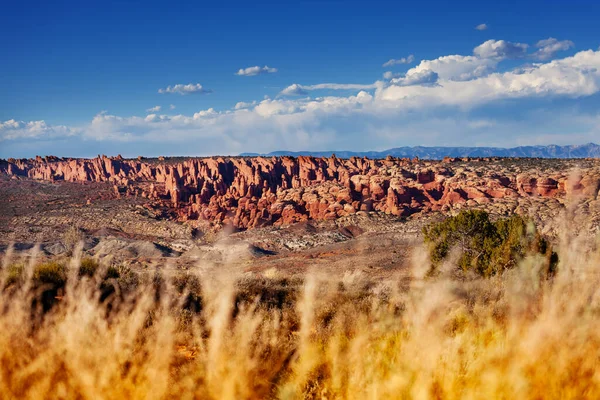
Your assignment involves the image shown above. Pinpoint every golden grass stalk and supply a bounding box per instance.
[0,227,599,399]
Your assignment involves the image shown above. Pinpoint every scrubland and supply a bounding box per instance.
[1,213,600,399]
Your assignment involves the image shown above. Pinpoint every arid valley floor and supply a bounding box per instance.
[2,155,599,274]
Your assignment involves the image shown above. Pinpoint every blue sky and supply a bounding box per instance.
[2,0,600,157]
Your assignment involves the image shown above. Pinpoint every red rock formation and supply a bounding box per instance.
[1,155,598,229]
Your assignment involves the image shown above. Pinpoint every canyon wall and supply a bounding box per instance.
[1,155,599,229]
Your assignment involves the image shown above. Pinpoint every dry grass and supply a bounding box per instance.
[1,225,600,399]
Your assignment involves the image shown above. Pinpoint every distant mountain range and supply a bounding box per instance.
[240,143,600,159]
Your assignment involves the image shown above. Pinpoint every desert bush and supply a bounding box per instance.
[235,275,302,312]
[423,210,556,276]
[33,261,67,287]
[97,264,140,303]
[105,265,121,280]
[172,272,203,313]
[2,263,25,288]
[79,257,100,277]
[31,261,68,312]
[116,265,140,292]
[62,225,84,255]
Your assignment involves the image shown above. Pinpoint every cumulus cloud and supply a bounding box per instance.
[382,55,415,67]
[158,83,212,95]
[377,49,600,109]
[0,119,20,130]
[2,90,375,146]
[280,84,308,96]
[383,71,399,80]
[306,83,378,90]
[193,108,218,120]
[0,119,79,141]
[253,91,373,117]
[405,55,495,82]
[236,65,278,76]
[4,96,599,159]
[51,95,377,155]
[390,69,439,86]
[146,105,161,113]
[475,23,488,31]
[403,39,534,84]
[533,38,575,60]
[280,82,378,96]
[473,39,529,59]
[234,100,258,110]
[169,104,176,110]
[6,45,600,158]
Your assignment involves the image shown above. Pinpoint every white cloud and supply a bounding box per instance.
[236,65,278,76]
[4,99,599,158]
[390,69,439,86]
[253,91,373,117]
[0,119,79,141]
[533,38,575,60]
[382,55,415,67]
[377,49,600,109]
[280,84,308,96]
[193,108,218,120]
[280,82,377,96]
[253,99,304,117]
[475,23,488,31]
[158,83,212,95]
[309,83,377,90]
[6,44,600,157]
[405,55,495,82]
[169,104,176,110]
[146,105,161,113]
[473,39,529,59]
[234,100,258,110]
[401,39,533,84]
[144,114,159,122]
[0,119,20,130]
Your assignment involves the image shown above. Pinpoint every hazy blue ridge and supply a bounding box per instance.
[239,143,600,159]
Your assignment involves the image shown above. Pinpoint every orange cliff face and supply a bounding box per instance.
[1,155,599,229]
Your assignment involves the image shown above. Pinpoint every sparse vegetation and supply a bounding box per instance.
[0,216,597,398]
[33,261,67,286]
[423,210,557,276]
[62,225,85,255]
[79,257,99,277]
[2,262,24,288]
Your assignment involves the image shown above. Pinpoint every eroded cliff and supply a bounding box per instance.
[2,155,599,230]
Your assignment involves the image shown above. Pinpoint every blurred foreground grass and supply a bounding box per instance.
[1,215,600,399]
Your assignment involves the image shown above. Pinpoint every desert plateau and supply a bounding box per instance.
[2,155,599,272]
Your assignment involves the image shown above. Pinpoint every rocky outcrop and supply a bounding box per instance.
[1,155,599,229]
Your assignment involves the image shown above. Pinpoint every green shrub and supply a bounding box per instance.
[105,266,120,280]
[79,258,100,277]
[423,210,556,277]
[33,262,67,287]
[31,262,68,313]
[115,265,139,293]
[172,273,203,313]
[99,265,140,302]
[3,263,25,288]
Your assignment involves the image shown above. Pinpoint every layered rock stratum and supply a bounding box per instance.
[2,155,599,231]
